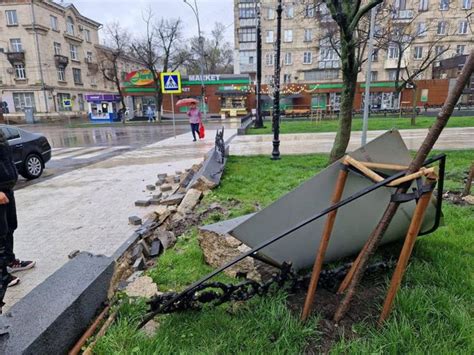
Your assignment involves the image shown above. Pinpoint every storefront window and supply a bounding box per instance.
[13,92,36,112]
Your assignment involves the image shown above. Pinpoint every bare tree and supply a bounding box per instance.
[130,9,162,121]
[376,8,451,124]
[97,22,131,117]
[185,22,233,75]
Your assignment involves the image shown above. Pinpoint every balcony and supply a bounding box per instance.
[6,51,25,65]
[391,9,414,21]
[54,55,69,68]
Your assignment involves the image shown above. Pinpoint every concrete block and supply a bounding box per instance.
[0,252,114,355]
[160,184,172,192]
[146,185,156,191]
[149,198,161,205]
[157,173,167,179]
[132,257,145,271]
[161,193,185,206]
[139,239,151,258]
[152,192,163,200]
[131,244,144,262]
[177,189,203,214]
[173,176,181,183]
[135,200,150,207]
[150,240,162,257]
[128,216,142,225]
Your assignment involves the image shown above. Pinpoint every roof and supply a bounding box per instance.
[48,1,102,28]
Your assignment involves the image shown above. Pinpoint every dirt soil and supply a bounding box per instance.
[287,273,387,354]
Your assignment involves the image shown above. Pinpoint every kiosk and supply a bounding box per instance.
[85,94,121,122]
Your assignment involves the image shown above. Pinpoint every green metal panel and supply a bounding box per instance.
[360,82,397,88]
[311,94,327,109]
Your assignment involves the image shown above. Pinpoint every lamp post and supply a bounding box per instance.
[271,0,282,160]
[254,1,264,128]
[183,0,207,121]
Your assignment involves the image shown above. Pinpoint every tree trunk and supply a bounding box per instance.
[334,50,474,323]
[462,163,474,197]
[329,39,358,163]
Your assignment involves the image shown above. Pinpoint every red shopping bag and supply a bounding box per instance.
[198,122,205,139]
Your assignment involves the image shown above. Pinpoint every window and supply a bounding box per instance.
[284,52,292,65]
[305,4,315,17]
[267,8,275,20]
[457,45,465,55]
[304,29,312,42]
[265,53,274,66]
[283,29,293,42]
[239,3,256,19]
[5,10,18,26]
[395,0,408,9]
[370,71,378,81]
[265,30,274,43]
[435,45,445,58]
[419,0,429,10]
[388,46,399,59]
[57,67,65,81]
[10,39,22,52]
[437,21,447,35]
[50,15,58,31]
[304,70,339,81]
[285,6,294,19]
[13,93,35,112]
[0,127,20,140]
[14,64,26,79]
[372,48,379,62]
[86,51,93,62]
[84,29,91,42]
[459,21,468,34]
[303,52,312,64]
[70,44,78,60]
[462,0,472,9]
[414,46,423,59]
[283,74,292,83]
[264,75,273,84]
[249,56,254,64]
[58,93,71,111]
[54,42,61,55]
[320,47,338,61]
[417,22,427,36]
[439,0,449,10]
[66,16,75,35]
[239,28,256,42]
[73,68,82,84]
[387,69,398,81]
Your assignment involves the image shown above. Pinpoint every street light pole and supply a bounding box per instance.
[271,0,282,160]
[361,7,377,146]
[254,2,264,128]
[183,0,207,121]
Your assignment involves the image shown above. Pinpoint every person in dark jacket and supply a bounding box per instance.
[0,129,35,311]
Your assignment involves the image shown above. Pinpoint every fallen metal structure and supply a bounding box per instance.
[140,130,445,327]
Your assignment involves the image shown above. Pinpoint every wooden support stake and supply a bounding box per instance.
[387,167,435,187]
[301,163,349,321]
[360,162,409,171]
[378,189,434,325]
[345,156,384,183]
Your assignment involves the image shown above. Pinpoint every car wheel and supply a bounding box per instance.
[21,154,44,180]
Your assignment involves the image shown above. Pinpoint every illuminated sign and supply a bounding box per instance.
[125,70,154,86]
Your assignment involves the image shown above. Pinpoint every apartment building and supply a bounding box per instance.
[234,0,473,110]
[0,0,140,119]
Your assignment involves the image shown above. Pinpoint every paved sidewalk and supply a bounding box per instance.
[230,127,474,155]
[5,128,236,309]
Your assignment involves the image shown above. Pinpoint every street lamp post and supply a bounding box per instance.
[271,0,282,160]
[183,0,207,121]
[254,2,264,128]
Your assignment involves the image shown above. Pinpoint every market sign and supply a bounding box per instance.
[125,70,154,86]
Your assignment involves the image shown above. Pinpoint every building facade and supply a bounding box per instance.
[234,0,473,110]
[0,0,140,120]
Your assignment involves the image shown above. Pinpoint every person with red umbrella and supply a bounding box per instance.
[187,101,202,142]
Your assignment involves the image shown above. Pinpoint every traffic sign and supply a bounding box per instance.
[62,98,72,108]
[160,72,182,94]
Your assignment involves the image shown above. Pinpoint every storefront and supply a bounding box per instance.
[85,93,121,122]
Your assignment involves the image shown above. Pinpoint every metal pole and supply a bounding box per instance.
[171,94,176,139]
[254,2,263,128]
[31,0,49,115]
[361,7,376,146]
[271,0,282,160]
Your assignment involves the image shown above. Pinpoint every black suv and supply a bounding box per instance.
[0,125,52,179]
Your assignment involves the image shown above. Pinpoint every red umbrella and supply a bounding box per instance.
[176,98,199,107]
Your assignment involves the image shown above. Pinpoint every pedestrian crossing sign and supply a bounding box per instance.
[160,72,182,94]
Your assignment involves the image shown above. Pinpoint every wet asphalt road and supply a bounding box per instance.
[14,120,239,189]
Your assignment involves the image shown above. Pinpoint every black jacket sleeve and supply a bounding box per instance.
[0,129,18,191]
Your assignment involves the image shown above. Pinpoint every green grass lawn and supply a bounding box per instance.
[94,150,473,354]
[249,116,474,135]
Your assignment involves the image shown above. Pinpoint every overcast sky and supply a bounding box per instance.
[69,0,235,44]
